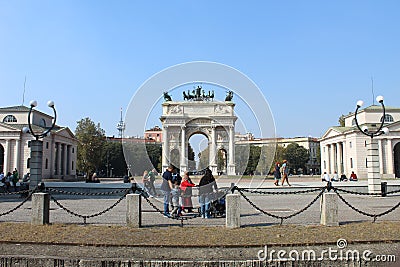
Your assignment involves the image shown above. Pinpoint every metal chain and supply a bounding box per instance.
[46,187,131,196]
[0,189,36,217]
[236,187,325,195]
[238,188,325,225]
[333,187,400,196]
[334,189,400,222]
[0,189,32,196]
[50,189,130,224]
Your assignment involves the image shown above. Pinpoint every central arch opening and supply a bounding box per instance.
[188,133,209,173]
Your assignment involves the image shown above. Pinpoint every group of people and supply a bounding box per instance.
[273,160,291,186]
[322,171,358,182]
[159,165,218,219]
[0,168,20,192]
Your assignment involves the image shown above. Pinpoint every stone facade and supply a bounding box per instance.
[0,106,77,179]
[320,105,400,179]
[160,101,237,175]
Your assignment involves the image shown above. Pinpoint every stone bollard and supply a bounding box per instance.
[226,193,240,228]
[320,192,339,226]
[31,193,50,225]
[126,193,141,227]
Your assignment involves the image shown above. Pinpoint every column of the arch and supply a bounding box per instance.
[180,126,187,173]
[209,126,217,174]
[162,126,169,171]
[227,125,235,175]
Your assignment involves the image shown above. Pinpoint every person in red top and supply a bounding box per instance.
[350,171,358,181]
[180,171,196,213]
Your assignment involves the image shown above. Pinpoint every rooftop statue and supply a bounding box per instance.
[225,91,233,101]
[163,92,172,102]
[182,86,214,101]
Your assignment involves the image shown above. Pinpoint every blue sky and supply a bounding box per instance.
[1,1,400,138]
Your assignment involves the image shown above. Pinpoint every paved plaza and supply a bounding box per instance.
[1,177,399,227]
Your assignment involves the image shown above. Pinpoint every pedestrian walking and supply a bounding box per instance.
[281,160,291,186]
[273,162,281,186]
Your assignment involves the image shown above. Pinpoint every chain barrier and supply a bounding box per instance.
[333,187,400,196]
[333,188,400,222]
[236,187,325,195]
[237,187,326,225]
[0,189,32,196]
[0,188,37,217]
[46,187,131,196]
[49,188,131,224]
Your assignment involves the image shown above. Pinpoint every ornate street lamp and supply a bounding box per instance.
[23,100,57,189]
[354,96,389,194]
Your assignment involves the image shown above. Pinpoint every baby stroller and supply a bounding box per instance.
[209,190,226,218]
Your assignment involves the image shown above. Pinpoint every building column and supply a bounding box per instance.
[3,140,10,173]
[67,145,72,175]
[378,139,384,174]
[387,139,394,175]
[63,144,67,176]
[56,142,62,176]
[162,126,169,171]
[337,142,343,175]
[227,125,235,175]
[330,143,336,175]
[50,139,55,176]
[342,141,348,175]
[209,126,217,174]
[326,145,331,173]
[14,139,20,173]
[180,126,187,173]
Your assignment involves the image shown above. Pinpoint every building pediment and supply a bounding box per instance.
[321,127,353,140]
[0,122,21,132]
[387,121,400,132]
[53,127,76,139]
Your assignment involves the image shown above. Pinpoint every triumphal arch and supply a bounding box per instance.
[160,87,237,175]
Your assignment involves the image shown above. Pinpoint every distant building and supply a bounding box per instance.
[320,105,400,178]
[144,126,163,142]
[236,136,320,174]
[0,105,77,179]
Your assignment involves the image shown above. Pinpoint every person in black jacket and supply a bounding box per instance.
[198,168,218,218]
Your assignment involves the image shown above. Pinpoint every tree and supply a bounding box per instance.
[100,141,127,177]
[75,118,106,177]
[284,143,309,174]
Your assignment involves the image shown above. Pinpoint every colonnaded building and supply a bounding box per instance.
[0,105,78,179]
[320,105,400,179]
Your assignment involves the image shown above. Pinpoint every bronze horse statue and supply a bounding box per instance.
[163,92,172,101]
[225,91,233,101]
